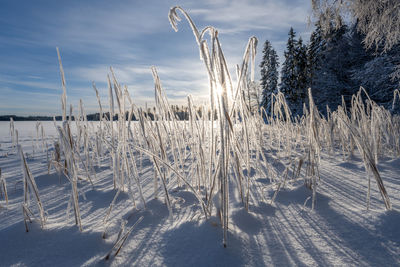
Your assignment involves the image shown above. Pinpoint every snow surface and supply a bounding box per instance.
[0,121,399,266]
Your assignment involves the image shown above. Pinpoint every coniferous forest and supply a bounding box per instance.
[260,20,400,117]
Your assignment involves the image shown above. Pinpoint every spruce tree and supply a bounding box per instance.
[295,37,308,102]
[307,22,324,88]
[280,27,297,102]
[259,40,279,112]
[281,28,309,115]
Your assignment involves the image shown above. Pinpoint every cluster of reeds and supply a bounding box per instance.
[331,88,393,210]
[169,6,265,246]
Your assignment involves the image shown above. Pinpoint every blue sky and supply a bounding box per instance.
[0,0,312,116]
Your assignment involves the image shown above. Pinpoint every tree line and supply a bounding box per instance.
[0,105,212,121]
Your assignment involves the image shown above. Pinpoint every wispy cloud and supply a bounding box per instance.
[0,76,60,91]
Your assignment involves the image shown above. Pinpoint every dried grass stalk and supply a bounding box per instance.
[104,216,144,260]
[0,168,8,206]
[19,145,46,230]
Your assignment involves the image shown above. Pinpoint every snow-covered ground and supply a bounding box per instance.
[0,121,399,266]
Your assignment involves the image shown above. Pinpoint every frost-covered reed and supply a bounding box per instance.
[0,168,8,206]
[19,145,46,231]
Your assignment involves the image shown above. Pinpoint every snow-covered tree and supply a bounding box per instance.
[307,22,324,86]
[295,37,308,101]
[352,44,400,110]
[280,28,309,116]
[259,40,279,112]
[306,5,400,114]
[280,28,298,109]
[310,23,353,113]
[311,0,400,51]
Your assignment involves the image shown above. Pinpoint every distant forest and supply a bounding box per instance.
[0,105,204,121]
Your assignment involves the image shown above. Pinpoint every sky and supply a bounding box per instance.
[0,0,312,116]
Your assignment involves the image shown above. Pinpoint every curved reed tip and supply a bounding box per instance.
[254,37,258,47]
[168,6,182,32]
[150,66,158,77]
